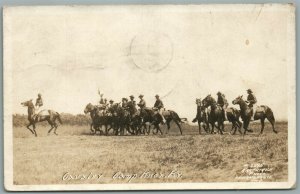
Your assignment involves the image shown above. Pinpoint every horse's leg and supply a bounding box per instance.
[211,122,215,134]
[47,124,54,135]
[243,119,250,135]
[152,123,159,135]
[217,120,223,135]
[198,121,201,134]
[259,118,265,134]
[32,123,37,137]
[165,121,170,134]
[266,115,277,134]
[237,120,243,134]
[26,123,34,134]
[231,121,237,135]
[53,122,58,135]
[105,125,108,136]
[174,120,183,135]
[157,124,163,135]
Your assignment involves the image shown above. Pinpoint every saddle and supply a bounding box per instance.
[255,105,267,114]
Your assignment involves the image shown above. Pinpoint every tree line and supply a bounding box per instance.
[13,113,90,127]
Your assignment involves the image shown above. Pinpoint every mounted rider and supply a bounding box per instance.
[246,89,257,108]
[154,94,166,124]
[35,93,43,110]
[127,95,137,116]
[122,98,128,108]
[246,89,257,120]
[98,91,108,115]
[217,91,228,120]
[107,100,115,115]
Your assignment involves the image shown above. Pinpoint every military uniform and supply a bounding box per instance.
[154,99,164,109]
[154,95,166,123]
[246,89,257,120]
[122,98,128,108]
[247,93,257,108]
[35,94,43,112]
[127,96,137,115]
[217,92,228,120]
[138,95,146,109]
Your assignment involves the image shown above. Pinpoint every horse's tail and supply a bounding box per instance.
[170,111,186,123]
[56,112,63,124]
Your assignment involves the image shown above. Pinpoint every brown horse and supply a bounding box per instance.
[232,95,277,135]
[192,98,209,134]
[21,100,62,136]
[226,107,242,135]
[84,103,113,135]
[202,95,225,134]
[153,109,185,135]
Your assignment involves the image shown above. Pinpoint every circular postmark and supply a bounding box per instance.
[130,31,173,72]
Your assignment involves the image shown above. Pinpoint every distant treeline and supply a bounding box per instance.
[13,113,91,127]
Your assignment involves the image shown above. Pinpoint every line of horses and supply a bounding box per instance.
[20,94,277,137]
[83,103,186,136]
[194,95,277,135]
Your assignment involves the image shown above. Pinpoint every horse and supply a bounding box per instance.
[84,103,113,135]
[202,95,225,134]
[21,99,62,136]
[192,98,210,134]
[152,109,185,135]
[226,107,242,135]
[232,95,277,135]
[109,104,133,135]
[139,108,162,135]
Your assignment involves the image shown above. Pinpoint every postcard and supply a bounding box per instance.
[3,4,296,190]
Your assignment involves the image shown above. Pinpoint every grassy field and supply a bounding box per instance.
[13,122,288,185]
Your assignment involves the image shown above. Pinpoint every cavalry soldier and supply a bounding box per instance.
[127,95,137,115]
[137,95,146,109]
[246,89,257,108]
[122,98,128,108]
[246,89,257,120]
[154,94,166,124]
[217,91,228,120]
[107,100,115,115]
[35,93,43,112]
[108,100,114,108]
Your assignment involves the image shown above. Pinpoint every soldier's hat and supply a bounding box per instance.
[38,93,42,97]
[217,91,221,95]
[129,95,134,99]
[155,94,159,97]
[139,94,144,98]
[109,100,114,103]
[247,89,253,93]
[122,97,128,101]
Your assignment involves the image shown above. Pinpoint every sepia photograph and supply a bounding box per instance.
[3,4,296,190]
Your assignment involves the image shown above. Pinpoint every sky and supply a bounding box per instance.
[5,5,293,121]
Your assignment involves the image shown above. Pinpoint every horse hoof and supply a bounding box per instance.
[54,133,58,135]
[273,130,278,134]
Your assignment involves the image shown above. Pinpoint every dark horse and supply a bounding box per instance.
[84,103,113,135]
[139,108,163,135]
[226,107,243,135]
[202,95,225,134]
[232,95,277,135]
[109,103,134,135]
[153,109,185,135]
[192,98,209,134]
[21,99,62,136]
